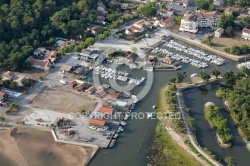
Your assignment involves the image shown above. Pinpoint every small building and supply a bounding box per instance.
[125,51,137,61]
[0,91,8,103]
[161,57,175,64]
[74,83,87,91]
[159,8,174,17]
[89,118,106,128]
[224,7,241,15]
[80,50,92,59]
[98,106,114,117]
[45,50,57,62]
[60,64,75,73]
[95,16,106,25]
[68,80,77,88]
[29,58,51,70]
[33,47,46,56]
[2,71,14,80]
[88,54,99,62]
[106,92,119,101]
[159,16,176,27]
[241,28,250,40]
[89,26,103,35]
[73,67,84,74]
[214,28,224,38]
[95,89,107,98]
[85,86,96,94]
[213,0,223,6]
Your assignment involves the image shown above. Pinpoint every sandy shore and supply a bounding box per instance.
[0,127,92,166]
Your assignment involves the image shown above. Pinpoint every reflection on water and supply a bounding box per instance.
[183,84,250,166]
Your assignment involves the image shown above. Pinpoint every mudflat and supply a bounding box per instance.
[0,128,92,166]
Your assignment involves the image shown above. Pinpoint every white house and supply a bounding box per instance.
[29,58,51,70]
[179,14,198,33]
[159,8,174,17]
[214,28,224,38]
[179,11,220,33]
[125,20,152,35]
[241,28,250,40]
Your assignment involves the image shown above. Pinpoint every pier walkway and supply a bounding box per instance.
[176,81,222,166]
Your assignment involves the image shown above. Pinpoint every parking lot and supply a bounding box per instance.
[23,108,117,148]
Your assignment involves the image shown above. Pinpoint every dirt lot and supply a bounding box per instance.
[17,69,48,81]
[30,87,97,113]
[0,127,92,166]
[211,32,250,52]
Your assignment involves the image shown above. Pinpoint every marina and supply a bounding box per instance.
[89,39,242,166]
[93,65,146,86]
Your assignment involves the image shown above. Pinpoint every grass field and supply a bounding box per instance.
[149,84,201,166]
[211,32,250,53]
[149,121,201,166]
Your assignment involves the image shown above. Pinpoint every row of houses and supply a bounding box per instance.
[179,11,220,33]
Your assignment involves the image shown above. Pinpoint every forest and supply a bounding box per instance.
[217,70,250,141]
[0,0,96,71]
[204,104,233,144]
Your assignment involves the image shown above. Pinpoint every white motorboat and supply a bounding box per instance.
[121,121,127,126]
[113,133,119,138]
[109,139,116,148]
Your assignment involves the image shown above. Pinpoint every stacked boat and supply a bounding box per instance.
[163,40,227,66]
[237,61,250,69]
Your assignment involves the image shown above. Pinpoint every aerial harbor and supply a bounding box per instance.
[0,0,250,166]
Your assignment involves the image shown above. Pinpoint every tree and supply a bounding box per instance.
[225,26,234,36]
[39,76,43,81]
[0,116,5,121]
[175,16,182,25]
[195,0,210,10]
[88,14,96,22]
[224,156,236,166]
[131,47,137,53]
[239,66,249,77]
[2,80,11,88]
[208,4,215,11]
[9,81,18,90]
[200,72,211,83]
[139,2,157,18]
[98,34,106,40]
[177,72,187,86]
[21,78,32,87]
[159,4,164,9]
[223,70,235,86]
[107,14,118,22]
[168,77,176,83]
[218,13,235,29]
[212,69,221,78]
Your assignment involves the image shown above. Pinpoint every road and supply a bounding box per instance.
[176,86,222,166]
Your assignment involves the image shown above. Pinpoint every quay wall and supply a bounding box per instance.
[171,35,250,62]
[51,129,99,166]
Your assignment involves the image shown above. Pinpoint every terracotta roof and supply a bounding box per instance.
[106,92,119,101]
[85,86,96,93]
[68,80,77,87]
[95,16,105,23]
[99,106,113,115]
[96,89,107,97]
[195,11,219,18]
[60,64,74,72]
[30,59,51,68]
[91,26,103,32]
[138,4,145,9]
[0,91,7,98]
[125,51,137,60]
[74,83,87,91]
[89,118,106,126]
[243,28,250,34]
[182,14,196,21]
[162,16,176,24]
[46,50,57,59]
[95,10,105,16]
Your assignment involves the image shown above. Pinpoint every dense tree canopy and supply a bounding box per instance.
[139,2,157,18]
[0,0,97,71]
[217,75,250,141]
